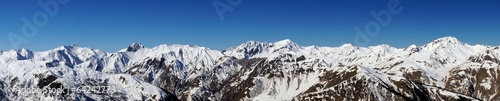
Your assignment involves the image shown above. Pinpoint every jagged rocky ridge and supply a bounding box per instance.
[0,36,497,100]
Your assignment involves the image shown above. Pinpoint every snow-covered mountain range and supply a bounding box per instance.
[0,36,497,100]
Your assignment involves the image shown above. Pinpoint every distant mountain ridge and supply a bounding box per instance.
[0,36,497,100]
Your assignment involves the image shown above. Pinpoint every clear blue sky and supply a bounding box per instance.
[1,0,499,52]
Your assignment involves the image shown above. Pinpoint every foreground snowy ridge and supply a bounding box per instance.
[0,36,497,100]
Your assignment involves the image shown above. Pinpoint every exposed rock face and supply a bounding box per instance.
[446,49,500,101]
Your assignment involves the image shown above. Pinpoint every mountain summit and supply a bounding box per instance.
[424,36,464,48]
[125,42,145,52]
[222,39,302,58]
[273,39,298,47]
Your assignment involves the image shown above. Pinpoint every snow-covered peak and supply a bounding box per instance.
[50,45,106,55]
[339,43,358,51]
[273,39,297,47]
[340,43,354,48]
[222,40,267,58]
[276,39,292,43]
[222,39,304,59]
[421,36,474,57]
[423,36,464,48]
[404,37,485,70]
[125,43,222,63]
[273,39,300,49]
[18,48,32,53]
[40,45,108,64]
[54,45,80,51]
[16,48,34,60]
[240,41,267,47]
[368,44,397,54]
[152,44,205,52]
[125,43,145,52]
[435,36,460,43]
[404,44,421,52]
[370,44,391,49]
